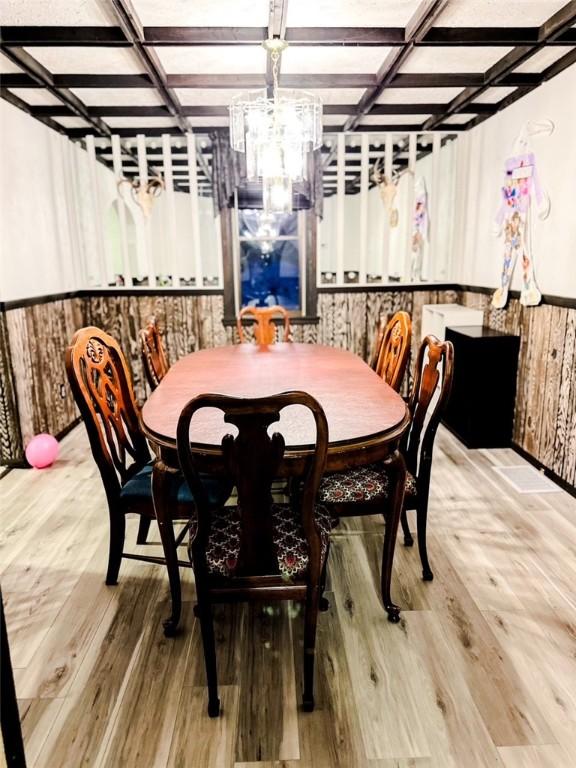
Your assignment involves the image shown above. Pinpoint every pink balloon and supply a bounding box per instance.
[25,433,59,469]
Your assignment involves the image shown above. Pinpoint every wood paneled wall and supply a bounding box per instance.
[457,292,576,489]
[2,288,574,490]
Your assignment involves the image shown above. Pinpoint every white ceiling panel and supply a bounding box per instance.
[302,88,367,105]
[1,0,116,25]
[70,88,165,107]
[281,46,390,74]
[441,113,475,125]
[323,115,348,126]
[131,0,269,26]
[0,53,23,73]
[400,46,513,73]
[154,46,266,74]
[514,46,574,73]
[175,88,252,106]
[26,47,145,75]
[187,117,229,127]
[377,87,464,104]
[434,1,567,27]
[7,88,63,106]
[360,114,431,125]
[473,86,517,104]
[52,116,92,128]
[286,0,421,27]
[104,117,178,128]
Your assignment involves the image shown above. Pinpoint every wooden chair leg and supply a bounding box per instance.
[198,601,220,717]
[416,495,433,581]
[400,508,413,546]
[302,586,320,711]
[380,450,406,624]
[105,510,125,585]
[136,516,152,545]
[319,544,330,612]
[152,461,182,637]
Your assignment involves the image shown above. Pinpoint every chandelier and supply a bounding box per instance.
[229,38,322,213]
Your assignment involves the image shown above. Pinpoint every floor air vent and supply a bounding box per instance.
[492,465,560,494]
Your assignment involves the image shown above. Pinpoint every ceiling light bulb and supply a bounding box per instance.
[150,141,158,149]
[174,140,182,149]
[397,139,405,148]
[200,140,208,149]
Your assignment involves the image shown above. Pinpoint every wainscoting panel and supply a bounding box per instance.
[458,292,576,488]
[3,298,84,460]
[2,288,574,489]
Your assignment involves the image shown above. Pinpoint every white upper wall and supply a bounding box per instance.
[0,99,113,302]
[452,64,576,298]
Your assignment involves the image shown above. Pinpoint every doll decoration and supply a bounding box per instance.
[411,176,429,282]
[492,120,552,309]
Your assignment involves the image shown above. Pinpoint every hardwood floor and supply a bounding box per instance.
[1,425,575,767]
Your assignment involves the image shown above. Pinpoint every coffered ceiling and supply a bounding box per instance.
[0,0,574,140]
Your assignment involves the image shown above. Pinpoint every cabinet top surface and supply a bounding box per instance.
[446,325,520,340]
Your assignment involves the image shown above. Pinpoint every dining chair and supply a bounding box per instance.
[374,310,412,392]
[368,314,387,370]
[65,327,231,605]
[236,305,292,344]
[177,391,331,716]
[317,335,454,583]
[139,317,169,391]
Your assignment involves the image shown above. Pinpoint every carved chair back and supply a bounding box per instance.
[177,392,328,581]
[375,310,412,392]
[139,317,169,390]
[236,305,292,344]
[66,326,151,502]
[368,315,387,370]
[402,335,454,483]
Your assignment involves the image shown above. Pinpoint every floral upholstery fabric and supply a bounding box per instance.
[190,504,331,580]
[318,464,417,504]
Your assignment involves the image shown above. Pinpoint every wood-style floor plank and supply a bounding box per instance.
[3,424,576,767]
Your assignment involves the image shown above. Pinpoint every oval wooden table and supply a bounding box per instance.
[141,343,410,634]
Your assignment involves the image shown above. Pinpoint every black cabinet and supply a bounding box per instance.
[443,325,520,449]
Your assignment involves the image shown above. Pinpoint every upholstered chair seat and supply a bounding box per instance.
[186,503,332,580]
[119,461,229,509]
[318,465,418,505]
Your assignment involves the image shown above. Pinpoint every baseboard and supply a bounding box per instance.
[511,441,576,499]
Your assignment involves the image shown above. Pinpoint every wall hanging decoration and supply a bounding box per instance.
[372,159,399,228]
[117,175,165,219]
[411,176,429,282]
[492,120,553,309]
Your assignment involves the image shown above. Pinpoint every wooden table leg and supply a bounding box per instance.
[152,459,181,637]
[380,449,407,624]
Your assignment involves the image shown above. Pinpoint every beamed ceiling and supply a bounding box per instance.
[1,0,575,195]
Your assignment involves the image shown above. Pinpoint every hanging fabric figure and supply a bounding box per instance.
[411,176,429,282]
[492,122,552,308]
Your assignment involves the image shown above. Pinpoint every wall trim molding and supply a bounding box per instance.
[0,287,225,311]
[2,284,574,312]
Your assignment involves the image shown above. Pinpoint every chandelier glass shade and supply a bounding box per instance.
[229,40,323,213]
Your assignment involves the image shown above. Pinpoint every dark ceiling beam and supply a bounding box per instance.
[418,26,576,46]
[108,0,212,186]
[0,45,112,136]
[423,0,576,130]
[0,26,129,46]
[4,25,574,47]
[3,72,536,90]
[462,46,576,132]
[0,87,67,135]
[344,0,450,132]
[67,127,225,138]
[109,0,187,132]
[32,102,499,119]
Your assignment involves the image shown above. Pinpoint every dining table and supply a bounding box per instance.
[141,342,410,634]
